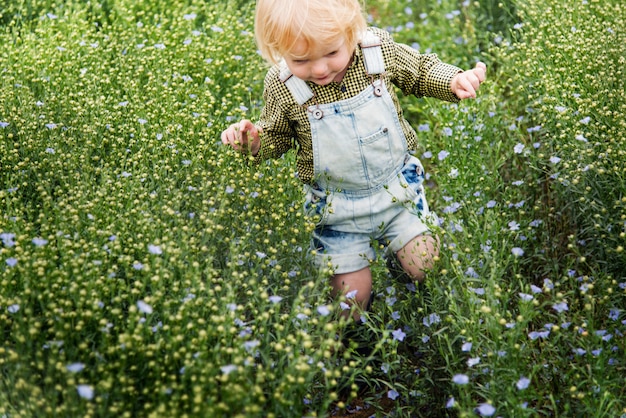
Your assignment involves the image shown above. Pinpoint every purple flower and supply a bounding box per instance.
[552,302,568,313]
[511,247,524,257]
[438,150,450,161]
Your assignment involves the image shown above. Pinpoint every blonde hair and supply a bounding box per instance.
[255,0,368,65]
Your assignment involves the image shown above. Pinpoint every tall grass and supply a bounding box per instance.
[1,0,624,416]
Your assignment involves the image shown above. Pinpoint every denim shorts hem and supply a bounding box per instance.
[314,250,374,275]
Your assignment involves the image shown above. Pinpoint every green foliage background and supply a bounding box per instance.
[1,0,624,416]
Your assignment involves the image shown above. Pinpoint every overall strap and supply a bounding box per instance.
[279,30,386,104]
[279,65,314,106]
[359,31,385,75]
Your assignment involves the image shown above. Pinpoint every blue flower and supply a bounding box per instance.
[452,374,469,385]
[528,330,550,340]
[467,357,480,367]
[67,363,85,373]
[137,300,153,314]
[317,305,331,316]
[477,403,496,416]
[32,237,48,247]
[221,364,237,375]
[77,384,94,400]
[423,313,441,327]
[516,376,530,390]
[392,328,406,342]
[268,295,282,304]
[148,244,162,255]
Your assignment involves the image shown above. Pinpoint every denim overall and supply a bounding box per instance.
[282,31,435,274]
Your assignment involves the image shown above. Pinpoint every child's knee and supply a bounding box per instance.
[396,234,440,281]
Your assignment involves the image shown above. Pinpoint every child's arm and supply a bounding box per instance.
[221,119,262,156]
[450,62,487,100]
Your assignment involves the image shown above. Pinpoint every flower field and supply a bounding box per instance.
[1,0,624,416]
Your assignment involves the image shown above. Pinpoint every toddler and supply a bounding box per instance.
[221,0,486,317]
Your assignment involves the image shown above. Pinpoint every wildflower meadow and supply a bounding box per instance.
[1,0,624,416]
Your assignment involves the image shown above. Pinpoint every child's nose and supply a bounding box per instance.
[311,61,327,75]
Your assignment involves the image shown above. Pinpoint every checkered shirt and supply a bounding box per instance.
[256,26,462,184]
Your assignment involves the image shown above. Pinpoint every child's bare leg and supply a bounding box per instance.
[395,234,440,282]
[330,267,372,321]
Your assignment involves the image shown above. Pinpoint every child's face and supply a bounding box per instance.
[284,37,354,85]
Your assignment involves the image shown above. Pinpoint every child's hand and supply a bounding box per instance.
[221,119,261,155]
[450,62,487,100]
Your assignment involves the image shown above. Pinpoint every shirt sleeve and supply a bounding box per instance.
[255,68,297,160]
[378,29,462,103]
